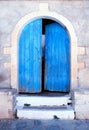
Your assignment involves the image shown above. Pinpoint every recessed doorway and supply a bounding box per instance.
[18,18,70,93]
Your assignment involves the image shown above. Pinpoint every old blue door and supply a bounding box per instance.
[44,22,70,92]
[19,19,42,93]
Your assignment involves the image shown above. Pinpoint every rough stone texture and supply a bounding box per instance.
[0,89,17,119]
[49,1,89,46]
[78,47,85,55]
[0,0,89,119]
[77,62,85,70]
[73,89,89,119]
[78,68,89,88]
[0,0,89,89]
[4,47,11,55]
[0,1,39,88]
[0,67,11,88]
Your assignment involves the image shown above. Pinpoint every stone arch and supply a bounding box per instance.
[11,10,77,92]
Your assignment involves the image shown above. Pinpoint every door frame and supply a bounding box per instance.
[11,10,77,92]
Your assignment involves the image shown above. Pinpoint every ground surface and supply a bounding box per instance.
[0,119,89,130]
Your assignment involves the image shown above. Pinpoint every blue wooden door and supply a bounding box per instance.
[44,22,70,92]
[19,19,42,93]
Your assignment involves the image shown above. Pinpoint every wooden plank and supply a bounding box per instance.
[45,22,70,92]
[19,19,42,93]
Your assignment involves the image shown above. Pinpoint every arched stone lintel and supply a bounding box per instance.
[11,11,77,91]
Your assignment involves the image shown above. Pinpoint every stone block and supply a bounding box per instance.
[78,54,89,68]
[17,107,74,120]
[39,3,48,11]
[0,68,11,88]
[4,47,11,55]
[78,47,85,55]
[75,111,89,120]
[78,55,89,63]
[74,89,89,103]
[86,47,89,55]
[78,68,89,88]
[77,62,85,69]
[74,88,89,97]
[75,104,89,111]
[4,62,11,68]
[73,89,89,119]
[0,89,17,119]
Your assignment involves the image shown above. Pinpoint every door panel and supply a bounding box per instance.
[45,22,70,92]
[19,19,42,93]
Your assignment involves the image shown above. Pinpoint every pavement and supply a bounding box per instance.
[0,119,89,130]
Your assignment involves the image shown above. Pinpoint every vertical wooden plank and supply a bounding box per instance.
[19,19,42,93]
[45,22,70,92]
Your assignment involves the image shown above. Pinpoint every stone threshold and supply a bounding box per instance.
[17,105,74,120]
[16,94,71,107]
[16,94,74,119]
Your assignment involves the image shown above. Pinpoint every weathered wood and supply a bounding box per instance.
[45,22,70,92]
[19,19,42,93]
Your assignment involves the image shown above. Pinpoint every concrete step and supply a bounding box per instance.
[16,95,71,107]
[17,106,74,119]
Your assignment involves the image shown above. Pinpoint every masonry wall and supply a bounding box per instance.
[0,0,89,89]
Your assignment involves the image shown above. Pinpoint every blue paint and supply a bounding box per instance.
[19,19,70,93]
[19,19,42,93]
[45,22,70,92]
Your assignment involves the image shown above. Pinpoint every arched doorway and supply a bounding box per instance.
[11,11,77,93]
[18,18,70,93]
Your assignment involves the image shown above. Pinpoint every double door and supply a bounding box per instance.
[19,19,70,93]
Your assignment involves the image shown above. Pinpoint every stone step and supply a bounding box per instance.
[17,106,74,119]
[16,95,71,107]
